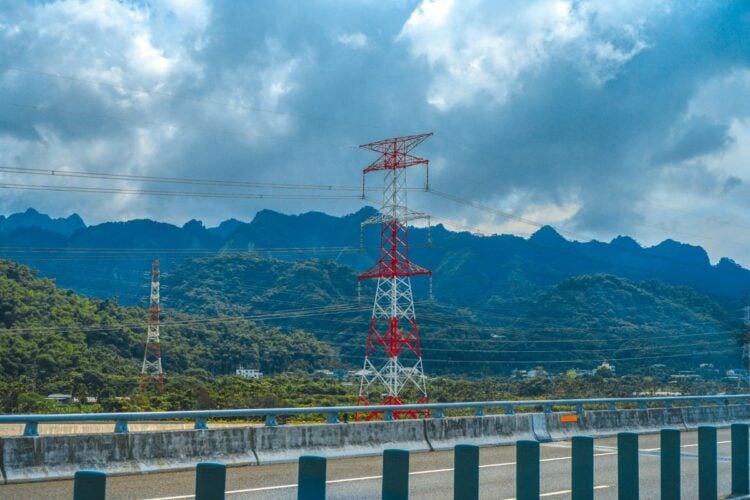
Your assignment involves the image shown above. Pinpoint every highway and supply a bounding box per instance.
[0,428,735,499]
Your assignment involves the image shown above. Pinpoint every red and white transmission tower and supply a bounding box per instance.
[357,133,432,409]
[140,259,164,392]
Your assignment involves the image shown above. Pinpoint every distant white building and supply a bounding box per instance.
[46,393,74,404]
[597,361,616,374]
[235,366,263,379]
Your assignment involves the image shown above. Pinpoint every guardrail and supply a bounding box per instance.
[72,424,750,500]
[1,394,747,437]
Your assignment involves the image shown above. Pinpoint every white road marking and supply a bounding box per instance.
[145,451,618,499]
[640,440,730,452]
[504,484,611,499]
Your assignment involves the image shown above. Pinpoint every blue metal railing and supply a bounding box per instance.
[1,394,747,437]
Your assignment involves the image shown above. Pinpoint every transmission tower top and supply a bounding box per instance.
[359,132,433,173]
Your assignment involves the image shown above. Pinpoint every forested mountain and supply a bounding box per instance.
[163,254,743,375]
[0,260,337,404]
[1,207,750,309]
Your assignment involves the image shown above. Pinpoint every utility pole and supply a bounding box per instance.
[140,259,164,392]
[357,133,432,415]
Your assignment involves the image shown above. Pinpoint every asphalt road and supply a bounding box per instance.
[0,428,736,499]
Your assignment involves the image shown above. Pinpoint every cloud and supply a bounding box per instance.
[337,32,369,49]
[398,0,664,110]
[0,0,749,265]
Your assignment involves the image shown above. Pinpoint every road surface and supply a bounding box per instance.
[0,428,736,499]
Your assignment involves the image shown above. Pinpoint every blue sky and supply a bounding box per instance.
[1,1,750,263]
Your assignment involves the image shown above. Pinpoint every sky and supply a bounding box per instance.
[0,0,750,264]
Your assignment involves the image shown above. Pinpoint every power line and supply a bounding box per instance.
[0,165,370,192]
[0,302,369,335]
[0,182,366,201]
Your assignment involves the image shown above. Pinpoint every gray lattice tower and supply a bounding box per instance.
[140,259,164,392]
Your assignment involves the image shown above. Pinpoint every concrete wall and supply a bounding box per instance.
[2,405,748,484]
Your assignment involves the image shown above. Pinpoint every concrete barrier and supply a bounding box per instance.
[254,420,430,463]
[1,427,256,483]
[3,405,750,483]
[424,414,537,450]
[545,408,687,441]
[681,404,750,429]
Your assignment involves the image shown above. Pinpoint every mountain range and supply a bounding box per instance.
[1,206,748,308]
[0,206,746,375]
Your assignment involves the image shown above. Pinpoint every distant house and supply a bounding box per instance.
[597,361,615,374]
[235,366,263,379]
[45,394,98,404]
[726,368,749,380]
[46,393,74,404]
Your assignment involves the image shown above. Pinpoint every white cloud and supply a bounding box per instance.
[399,0,667,110]
[337,32,369,49]
[0,0,308,222]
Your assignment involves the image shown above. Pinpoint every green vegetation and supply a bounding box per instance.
[0,259,338,413]
[165,255,744,376]
[0,254,745,415]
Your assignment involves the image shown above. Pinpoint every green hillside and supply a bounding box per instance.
[0,259,339,412]
[164,254,744,376]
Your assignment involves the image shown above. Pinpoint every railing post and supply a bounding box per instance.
[326,412,339,424]
[542,404,552,414]
[434,408,445,419]
[504,405,514,415]
[384,409,394,421]
[194,417,208,430]
[617,432,638,500]
[23,422,38,437]
[660,429,680,500]
[732,423,749,496]
[454,444,479,500]
[298,455,326,500]
[474,406,485,417]
[383,449,409,500]
[265,414,278,427]
[195,462,226,500]
[698,426,717,500]
[73,470,106,500]
[571,436,594,500]
[607,402,617,411]
[114,419,128,433]
[516,440,540,500]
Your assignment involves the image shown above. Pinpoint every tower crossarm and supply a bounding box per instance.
[358,260,431,280]
[360,208,430,227]
[360,133,432,174]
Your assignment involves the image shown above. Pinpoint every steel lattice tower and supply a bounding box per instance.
[744,305,750,386]
[140,259,164,392]
[357,133,432,410]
